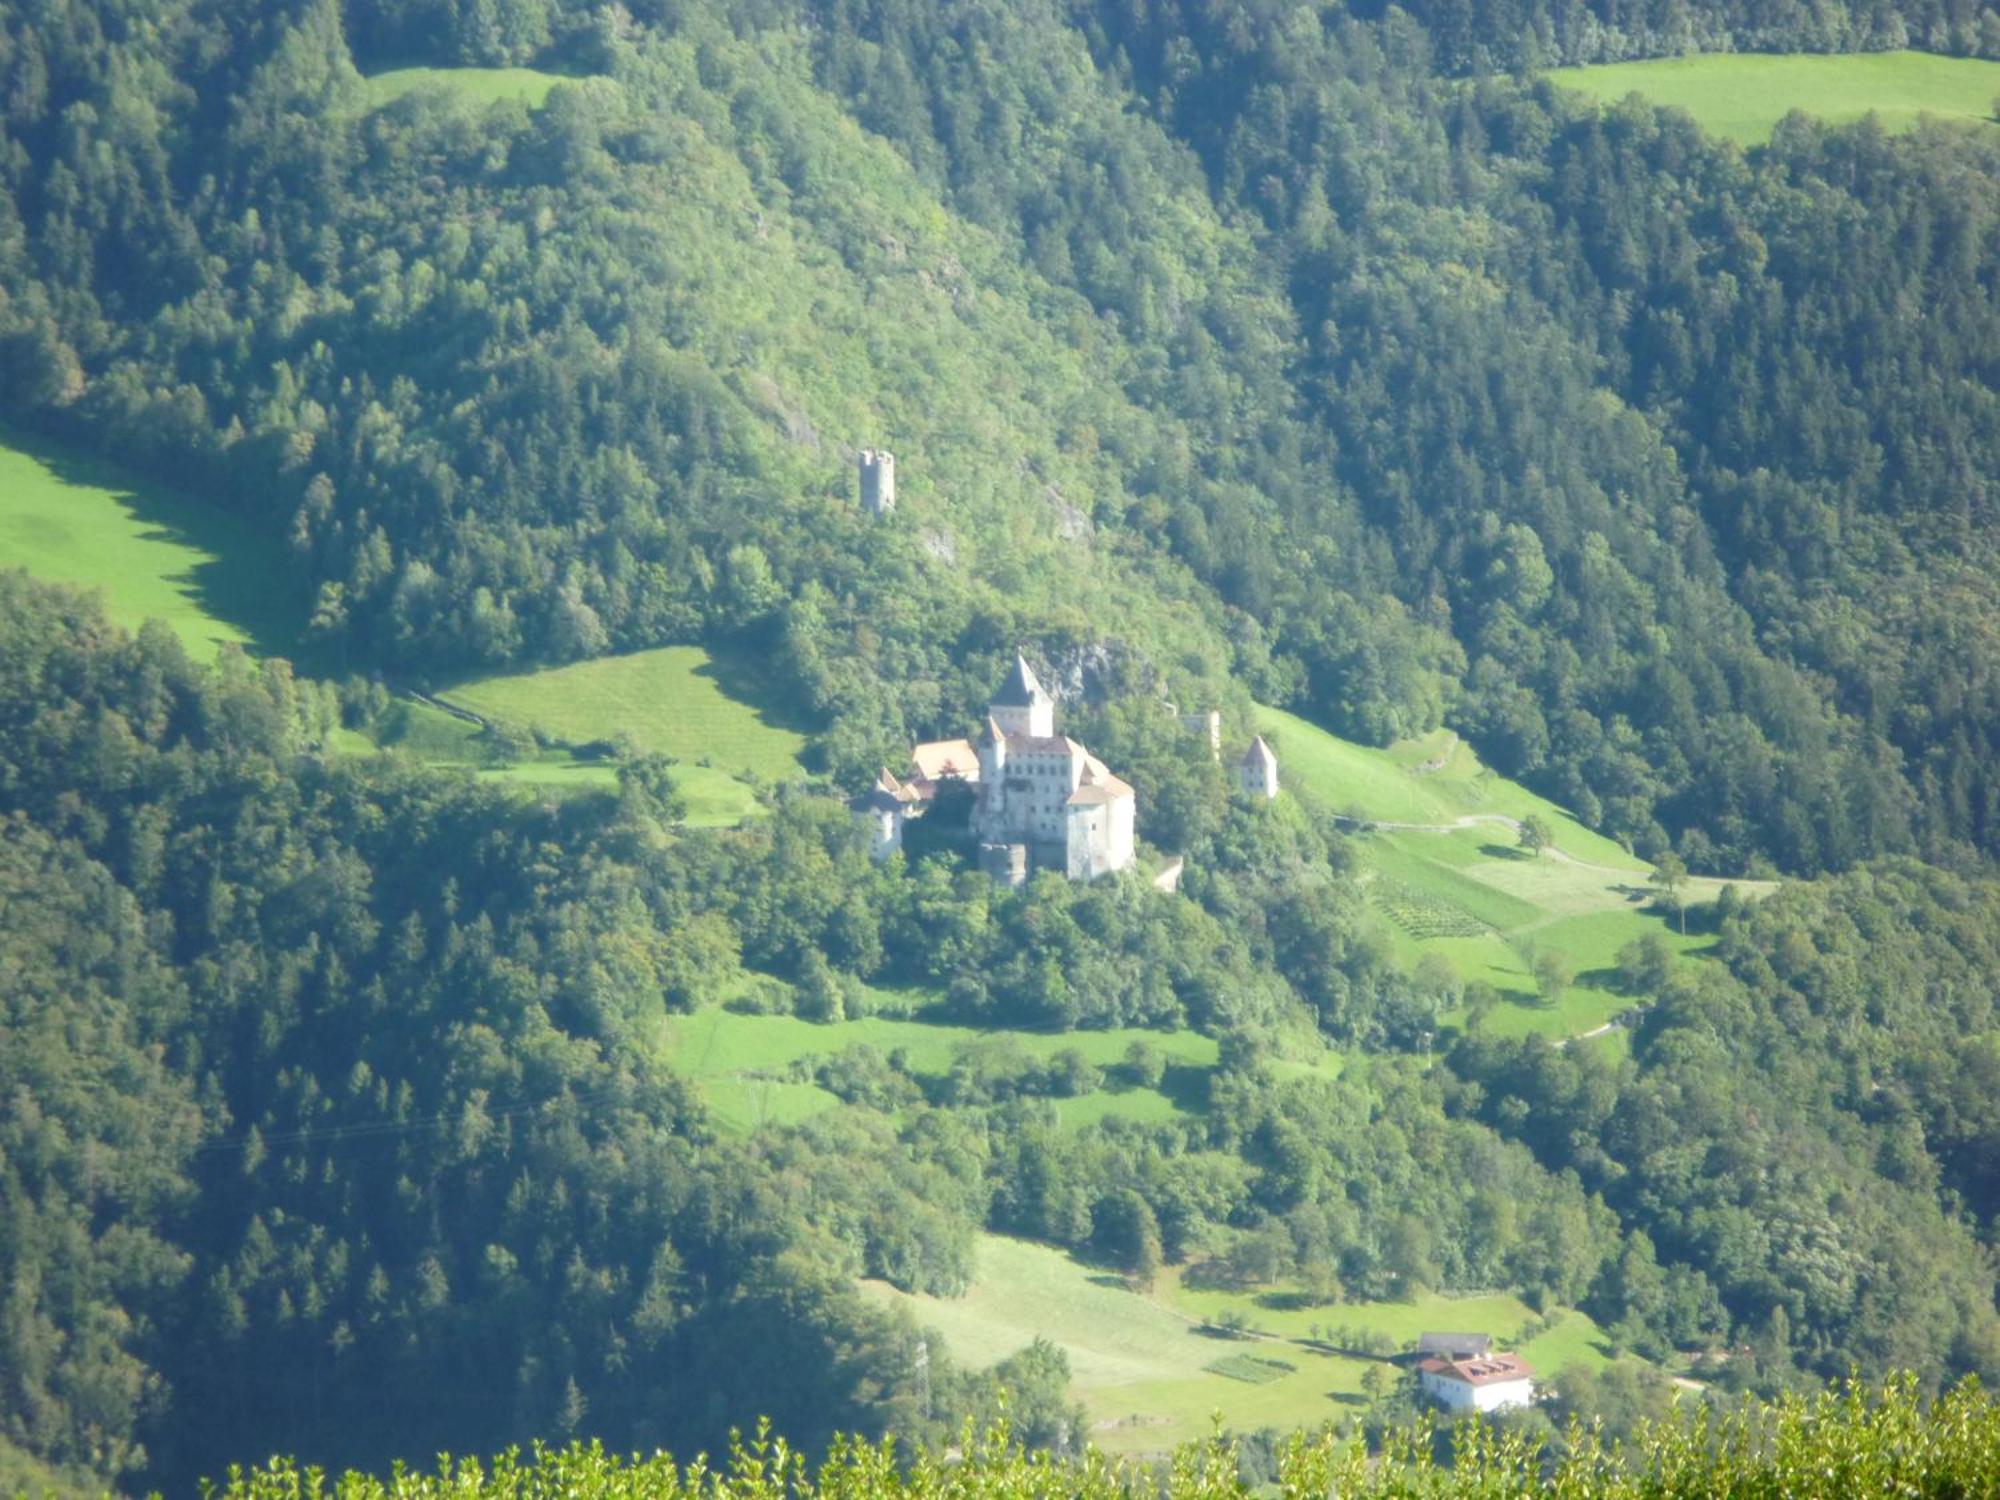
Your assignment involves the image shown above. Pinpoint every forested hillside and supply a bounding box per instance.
[5,0,2000,870]
[6,0,2000,1491]
[4,574,1998,1490]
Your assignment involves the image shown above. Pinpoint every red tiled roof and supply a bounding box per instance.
[1418,1353,1534,1387]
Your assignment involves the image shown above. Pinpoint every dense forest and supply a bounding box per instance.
[6,0,2000,1490]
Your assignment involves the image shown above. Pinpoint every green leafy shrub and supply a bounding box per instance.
[201,1377,2000,1500]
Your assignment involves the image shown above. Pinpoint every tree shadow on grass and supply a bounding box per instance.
[6,424,317,666]
[1156,1062,1212,1115]
[695,641,822,741]
[1479,843,1532,861]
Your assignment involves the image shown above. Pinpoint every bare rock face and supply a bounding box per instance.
[1046,482,1093,541]
[1037,640,1158,705]
[743,373,820,452]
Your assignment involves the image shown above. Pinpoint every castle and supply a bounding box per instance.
[845,458,1275,879]
[856,656,1136,884]
[975,655,1136,882]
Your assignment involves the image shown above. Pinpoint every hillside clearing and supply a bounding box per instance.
[358,65,572,111]
[1545,50,2000,145]
[1256,707,1643,871]
[0,429,302,661]
[864,1234,1616,1456]
[1162,1265,1611,1376]
[660,1008,1217,1079]
[444,646,813,784]
[658,1008,1221,1133]
[1262,706,1766,1040]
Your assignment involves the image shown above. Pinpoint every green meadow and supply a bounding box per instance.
[1546,50,2000,145]
[657,1008,1220,1134]
[1261,705,1764,1041]
[863,1234,1616,1457]
[1257,707,1643,869]
[1162,1265,1610,1369]
[359,65,571,111]
[0,431,793,817]
[0,428,304,660]
[445,646,813,785]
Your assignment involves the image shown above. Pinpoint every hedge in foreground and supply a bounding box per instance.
[203,1377,1997,1500]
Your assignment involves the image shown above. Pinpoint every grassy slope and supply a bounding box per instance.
[358,66,569,110]
[509,21,1245,691]
[0,431,780,816]
[0,427,305,660]
[1260,706,1757,1039]
[864,1234,1613,1456]
[659,1008,1219,1133]
[445,646,812,783]
[1545,50,2000,145]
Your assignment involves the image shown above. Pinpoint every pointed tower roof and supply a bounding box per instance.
[1243,735,1277,770]
[990,652,1050,708]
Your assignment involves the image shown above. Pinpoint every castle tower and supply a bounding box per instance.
[851,768,915,861]
[859,448,896,515]
[976,715,1009,820]
[989,653,1054,739]
[1239,736,1279,800]
[979,841,1028,887]
[1179,709,1222,761]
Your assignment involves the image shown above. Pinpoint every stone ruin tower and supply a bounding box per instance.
[859,448,896,516]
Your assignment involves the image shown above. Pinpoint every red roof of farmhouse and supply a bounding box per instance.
[1417,1353,1535,1386]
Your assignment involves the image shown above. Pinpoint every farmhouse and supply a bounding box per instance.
[1416,1351,1536,1415]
